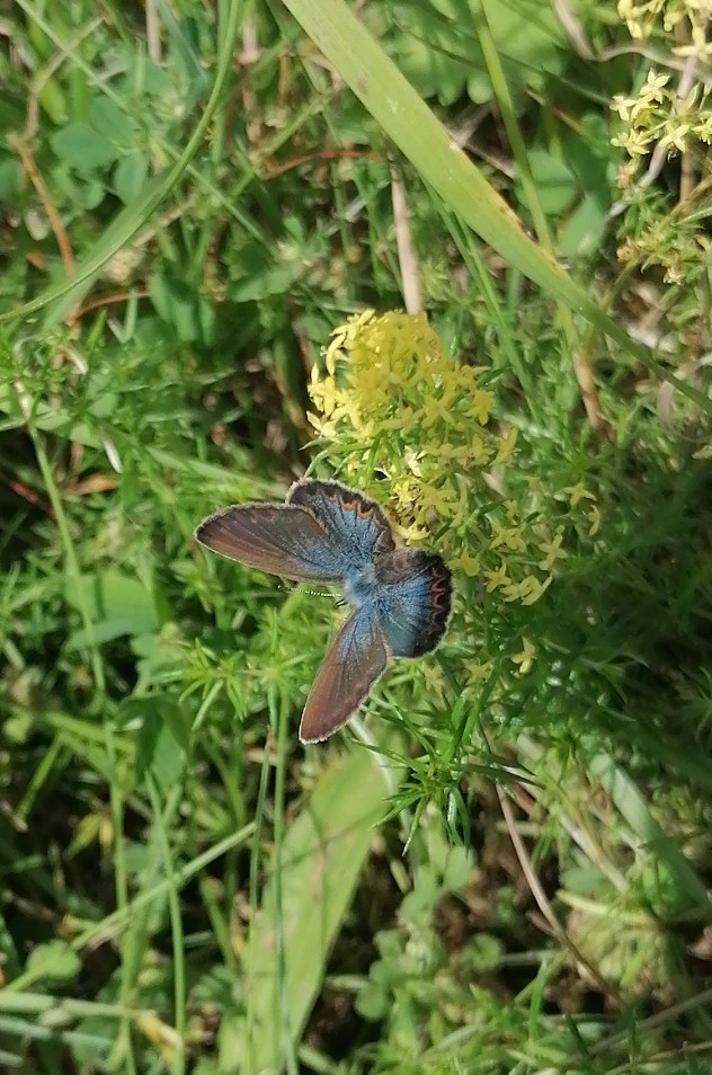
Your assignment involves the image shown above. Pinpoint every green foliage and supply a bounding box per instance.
[1,0,711,1072]
[378,0,567,106]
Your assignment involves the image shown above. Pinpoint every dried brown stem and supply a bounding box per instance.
[9,133,75,276]
[390,163,422,314]
[496,782,624,1006]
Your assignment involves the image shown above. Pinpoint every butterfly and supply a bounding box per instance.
[195,479,451,743]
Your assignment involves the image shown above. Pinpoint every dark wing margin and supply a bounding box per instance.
[195,503,346,581]
[375,551,452,657]
[299,604,389,743]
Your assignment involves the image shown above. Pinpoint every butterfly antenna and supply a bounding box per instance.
[277,583,339,600]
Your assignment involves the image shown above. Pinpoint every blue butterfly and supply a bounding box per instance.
[195,479,451,743]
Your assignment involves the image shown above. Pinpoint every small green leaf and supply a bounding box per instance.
[114,151,148,205]
[355,981,388,1020]
[466,933,503,973]
[230,265,294,302]
[65,571,159,650]
[0,157,23,200]
[4,711,31,744]
[149,272,198,341]
[0,911,20,979]
[26,940,80,984]
[558,194,607,259]
[150,723,185,791]
[143,60,173,96]
[442,844,474,890]
[520,150,576,215]
[91,98,134,145]
[76,179,106,210]
[387,1,468,105]
[136,713,161,784]
[51,122,119,170]
[38,80,68,125]
[67,813,102,857]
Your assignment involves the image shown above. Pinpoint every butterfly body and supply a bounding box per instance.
[196,479,451,742]
[342,563,378,608]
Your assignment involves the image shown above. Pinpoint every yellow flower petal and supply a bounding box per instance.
[512,637,535,675]
[451,551,480,577]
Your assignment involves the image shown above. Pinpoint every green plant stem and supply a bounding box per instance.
[246,741,272,1075]
[30,430,104,699]
[474,0,604,431]
[148,776,186,1075]
[70,822,256,952]
[273,691,298,1075]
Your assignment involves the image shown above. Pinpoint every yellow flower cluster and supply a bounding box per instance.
[611,68,712,171]
[617,225,710,285]
[618,1,712,59]
[308,309,557,606]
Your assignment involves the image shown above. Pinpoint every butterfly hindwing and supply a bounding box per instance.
[299,602,389,743]
[195,503,346,581]
[373,549,452,658]
[288,479,395,570]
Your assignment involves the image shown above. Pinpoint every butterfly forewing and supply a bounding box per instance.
[299,603,389,743]
[288,480,395,569]
[195,503,345,581]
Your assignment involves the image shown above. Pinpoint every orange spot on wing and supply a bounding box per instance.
[430,566,451,617]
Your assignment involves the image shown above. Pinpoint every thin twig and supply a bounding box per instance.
[522,780,628,893]
[145,0,162,64]
[239,17,260,65]
[0,471,52,515]
[68,288,150,325]
[551,0,594,60]
[9,134,75,275]
[605,1040,712,1074]
[574,343,612,439]
[390,163,422,314]
[640,53,698,191]
[65,473,119,496]
[551,0,712,79]
[591,985,712,1056]
[261,147,382,178]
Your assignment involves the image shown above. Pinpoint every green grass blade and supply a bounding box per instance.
[148,777,186,1075]
[244,746,391,1073]
[70,823,256,953]
[589,753,712,918]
